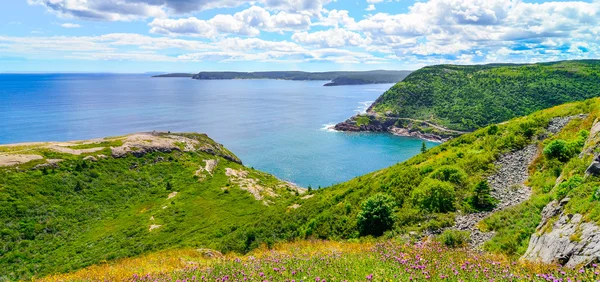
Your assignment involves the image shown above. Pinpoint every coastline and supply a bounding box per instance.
[334,115,465,143]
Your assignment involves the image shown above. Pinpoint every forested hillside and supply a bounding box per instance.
[337,60,600,135]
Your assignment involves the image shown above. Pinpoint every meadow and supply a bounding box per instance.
[41,240,599,281]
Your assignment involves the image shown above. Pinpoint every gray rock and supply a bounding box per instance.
[522,198,600,267]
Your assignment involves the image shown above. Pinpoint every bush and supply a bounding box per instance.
[437,230,470,248]
[411,179,456,213]
[556,176,584,199]
[543,140,572,162]
[429,166,467,186]
[469,180,497,211]
[543,131,589,162]
[357,193,396,236]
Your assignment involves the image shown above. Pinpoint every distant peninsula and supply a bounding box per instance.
[153,70,412,86]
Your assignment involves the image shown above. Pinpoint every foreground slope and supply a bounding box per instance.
[0,132,304,280]
[258,98,600,263]
[336,60,600,140]
[42,240,600,281]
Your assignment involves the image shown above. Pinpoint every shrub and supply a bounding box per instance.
[357,193,396,236]
[469,180,497,211]
[555,176,584,199]
[437,230,470,248]
[487,125,499,135]
[429,166,467,186]
[411,179,456,213]
[543,131,589,162]
[543,139,572,162]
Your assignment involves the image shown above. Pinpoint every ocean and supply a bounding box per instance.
[0,74,436,187]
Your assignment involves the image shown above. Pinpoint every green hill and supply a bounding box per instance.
[335,60,600,139]
[0,133,305,280]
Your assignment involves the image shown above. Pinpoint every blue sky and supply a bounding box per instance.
[0,0,598,73]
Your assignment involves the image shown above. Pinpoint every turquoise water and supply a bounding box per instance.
[0,74,436,187]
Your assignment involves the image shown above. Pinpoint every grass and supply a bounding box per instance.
[0,134,301,280]
[40,240,600,282]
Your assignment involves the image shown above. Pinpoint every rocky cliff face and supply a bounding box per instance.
[521,198,600,267]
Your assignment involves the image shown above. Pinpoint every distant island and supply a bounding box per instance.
[153,70,412,86]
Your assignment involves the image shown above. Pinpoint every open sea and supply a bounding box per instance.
[0,74,436,187]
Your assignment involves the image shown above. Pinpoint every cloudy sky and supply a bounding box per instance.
[0,0,599,72]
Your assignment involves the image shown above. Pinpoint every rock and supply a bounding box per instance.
[522,199,600,268]
[586,156,600,176]
[196,248,223,258]
[83,156,97,162]
[0,154,43,167]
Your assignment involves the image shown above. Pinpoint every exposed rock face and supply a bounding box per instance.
[522,198,600,267]
[0,154,43,167]
[586,155,600,176]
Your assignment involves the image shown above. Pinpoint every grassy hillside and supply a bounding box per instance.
[361,60,600,132]
[249,98,600,257]
[0,133,304,280]
[6,98,600,280]
[41,240,600,281]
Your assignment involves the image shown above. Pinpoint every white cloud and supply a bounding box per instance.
[60,23,81,28]
[366,5,375,11]
[292,28,369,47]
[28,0,330,21]
[149,6,311,37]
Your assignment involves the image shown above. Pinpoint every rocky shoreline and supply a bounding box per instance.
[334,115,462,142]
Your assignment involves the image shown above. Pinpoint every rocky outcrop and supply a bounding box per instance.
[522,198,600,267]
[334,115,462,142]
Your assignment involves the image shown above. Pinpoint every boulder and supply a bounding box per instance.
[521,198,600,267]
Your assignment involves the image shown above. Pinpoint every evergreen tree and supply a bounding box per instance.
[471,180,496,211]
[421,141,427,153]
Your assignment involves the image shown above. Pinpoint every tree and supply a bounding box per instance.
[470,180,496,211]
[411,178,456,213]
[357,193,396,236]
[421,141,427,153]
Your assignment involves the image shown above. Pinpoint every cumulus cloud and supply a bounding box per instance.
[18,0,600,67]
[28,0,330,21]
[149,6,311,37]
[354,0,600,62]
[292,28,369,47]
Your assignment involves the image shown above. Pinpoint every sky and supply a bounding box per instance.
[0,0,599,73]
